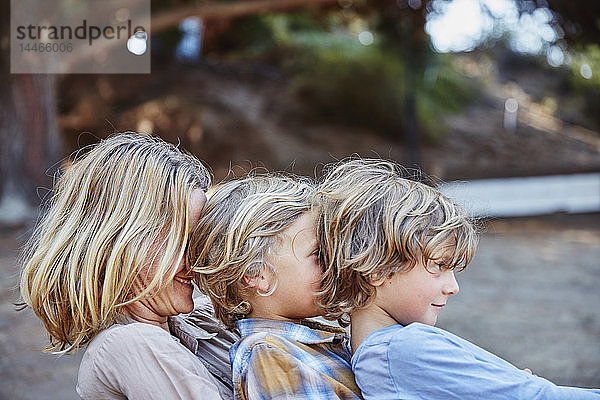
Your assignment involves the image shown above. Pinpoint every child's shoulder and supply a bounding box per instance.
[357,322,466,358]
[231,326,292,358]
[235,318,345,346]
[236,330,286,351]
[353,322,478,377]
[231,318,345,367]
[360,322,435,343]
[230,330,299,376]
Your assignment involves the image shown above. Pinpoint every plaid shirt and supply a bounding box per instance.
[230,318,362,400]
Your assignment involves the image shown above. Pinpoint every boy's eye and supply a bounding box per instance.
[426,261,447,273]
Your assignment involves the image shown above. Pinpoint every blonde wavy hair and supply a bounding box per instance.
[19,133,210,354]
[188,174,315,329]
[315,158,478,325]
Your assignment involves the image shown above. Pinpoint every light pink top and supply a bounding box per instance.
[76,320,222,399]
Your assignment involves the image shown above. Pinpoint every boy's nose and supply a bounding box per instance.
[443,272,460,295]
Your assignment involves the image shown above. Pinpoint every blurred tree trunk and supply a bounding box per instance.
[403,81,421,169]
[0,0,61,225]
[371,0,429,170]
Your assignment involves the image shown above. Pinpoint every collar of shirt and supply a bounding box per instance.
[168,296,221,353]
[168,314,217,352]
[170,296,240,400]
[236,318,347,346]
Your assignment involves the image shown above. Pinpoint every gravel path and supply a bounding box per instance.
[438,214,600,388]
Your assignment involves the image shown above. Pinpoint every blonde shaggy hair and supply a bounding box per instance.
[315,158,478,325]
[188,174,315,329]
[19,133,210,354]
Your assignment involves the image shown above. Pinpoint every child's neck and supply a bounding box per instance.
[246,309,304,324]
[350,302,398,353]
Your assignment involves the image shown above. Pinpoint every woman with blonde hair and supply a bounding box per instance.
[20,133,237,399]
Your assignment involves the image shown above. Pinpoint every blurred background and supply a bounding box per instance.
[1,0,599,398]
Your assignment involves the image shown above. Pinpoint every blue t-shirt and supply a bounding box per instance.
[352,323,600,400]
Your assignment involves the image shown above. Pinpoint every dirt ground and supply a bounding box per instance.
[1,212,599,399]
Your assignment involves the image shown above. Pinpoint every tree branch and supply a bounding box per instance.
[151,0,338,33]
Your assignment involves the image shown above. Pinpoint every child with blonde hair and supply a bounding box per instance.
[316,158,600,400]
[189,174,361,400]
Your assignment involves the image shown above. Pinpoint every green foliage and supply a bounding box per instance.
[211,12,329,57]
[214,12,480,142]
[417,55,480,141]
[571,44,600,91]
[286,33,478,142]
[210,15,278,56]
[289,40,405,134]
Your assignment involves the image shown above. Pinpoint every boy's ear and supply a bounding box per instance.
[364,273,388,287]
[243,274,271,293]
